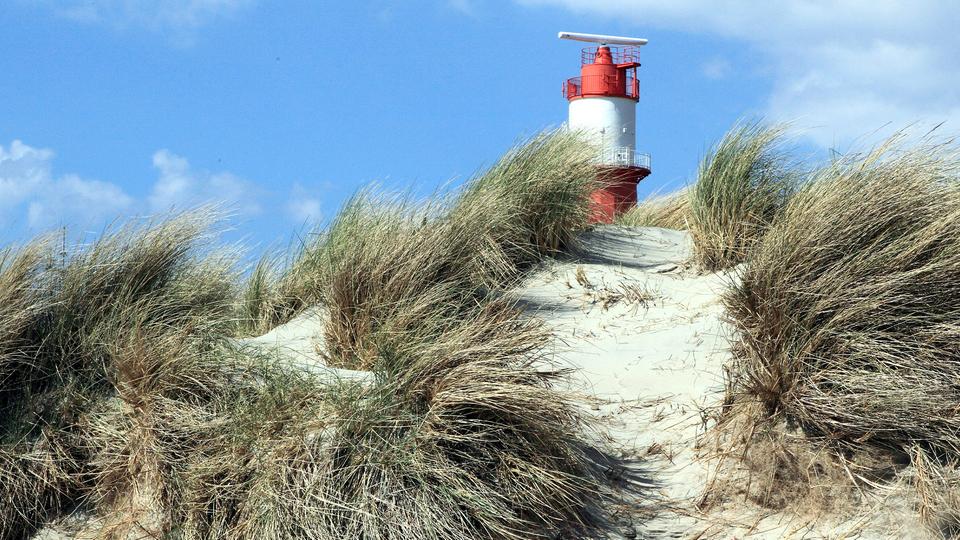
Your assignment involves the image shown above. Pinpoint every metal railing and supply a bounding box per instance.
[580,46,641,66]
[563,77,582,99]
[597,147,651,169]
[563,72,639,100]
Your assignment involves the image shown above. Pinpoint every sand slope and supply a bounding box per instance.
[236,306,371,382]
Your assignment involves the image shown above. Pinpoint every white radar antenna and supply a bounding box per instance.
[558,31,648,46]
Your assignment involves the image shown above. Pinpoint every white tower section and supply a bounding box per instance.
[568,97,636,166]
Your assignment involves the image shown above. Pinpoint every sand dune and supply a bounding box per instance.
[516,226,732,538]
[32,225,924,539]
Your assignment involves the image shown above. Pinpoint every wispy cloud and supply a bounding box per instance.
[701,57,731,80]
[30,0,255,44]
[447,0,478,16]
[518,0,960,147]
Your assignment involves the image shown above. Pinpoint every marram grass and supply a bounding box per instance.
[242,129,600,334]
[689,121,797,271]
[616,189,691,229]
[720,134,960,531]
[0,211,238,538]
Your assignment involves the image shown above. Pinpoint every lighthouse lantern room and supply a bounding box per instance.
[559,32,651,223]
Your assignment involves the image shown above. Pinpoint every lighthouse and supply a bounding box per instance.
[559,32,651,223]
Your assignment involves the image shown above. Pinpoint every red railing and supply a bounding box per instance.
[563,77,581,99]
[580,46,641,66]
[563,71,640,100]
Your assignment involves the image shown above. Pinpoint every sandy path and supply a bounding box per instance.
[515,226,730,537]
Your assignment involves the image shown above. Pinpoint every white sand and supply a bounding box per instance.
[236,306,372,382]
[516,226,732,537]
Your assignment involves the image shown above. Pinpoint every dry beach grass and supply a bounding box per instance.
[688,122,797,272]
[616,189,691,230]
[612,122,960,537]
[616,121,796,271]
[705,132,960,536]
[0,214,238,538]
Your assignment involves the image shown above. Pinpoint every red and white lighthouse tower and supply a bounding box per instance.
[559,32,651,223]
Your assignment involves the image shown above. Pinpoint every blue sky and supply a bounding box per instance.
[2,1,957,250]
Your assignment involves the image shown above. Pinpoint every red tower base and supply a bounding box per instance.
[589,165,651,223]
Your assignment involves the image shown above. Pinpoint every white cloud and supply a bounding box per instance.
[0,140,259,234]
[31,0,254,44]
[150,149,260,215]
[0,140,53,207]
[27,175,135,228]
[519,0,960,147]
[0,140,133,230]
[286,183,322,225]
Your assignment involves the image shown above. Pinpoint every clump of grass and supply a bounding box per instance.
[244,129,600,357]
[77,332,269,538]
[235,253,281,335]
[0,212,238,538]
[170,363,335,537]
[0,241,76,538]
[451,129,599,271]
[721,136,960,514]
[0,432,80,539]
[73,290,613,538]
[173,301,611,539]
[233,255,313,341]
[689,122,797,271]
[311,130,598,369]
[698,401,863,517]
[232,129,622,536]
[321,303,607,539]
[315,193,500,369]
[913,446,960,537]
[239,130,598,335]
[617,189,691,229]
